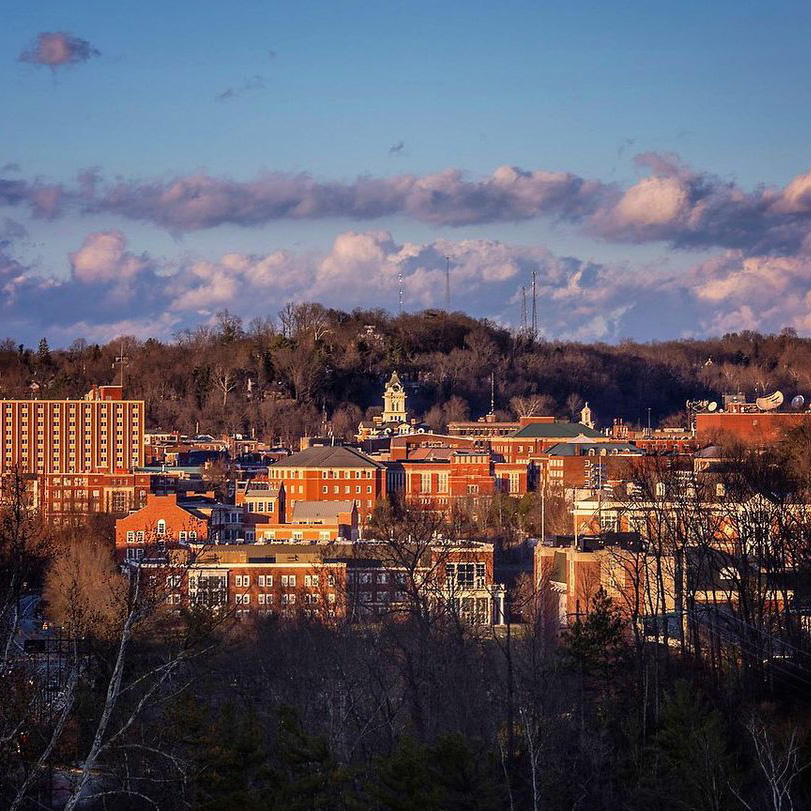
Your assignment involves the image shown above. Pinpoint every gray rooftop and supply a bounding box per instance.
[275,445,382,469]
[291,500,355,523]
[511,422,603,439]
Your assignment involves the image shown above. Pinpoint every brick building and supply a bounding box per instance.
[490,418,607,464]
[535,534,675,626]
[696,410,811,445]
[537,441,643,489]
[41,471,151,524]
[0,385,143,476]
[0,385,147,521]
[133,539,503,625]
[116,493,209,561]
[267,445,386,525]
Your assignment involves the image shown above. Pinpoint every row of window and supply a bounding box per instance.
[235,592,332,606]
[126,529,199,543]
[234,573,335,588]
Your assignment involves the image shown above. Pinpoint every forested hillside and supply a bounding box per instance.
[2,304,809,440]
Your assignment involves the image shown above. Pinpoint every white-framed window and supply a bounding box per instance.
[156,519,167,537]
[126,530,135,543]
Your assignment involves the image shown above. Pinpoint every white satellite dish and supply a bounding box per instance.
[756,391,784,411]
[792,394,805,411]
[708,401,718,412]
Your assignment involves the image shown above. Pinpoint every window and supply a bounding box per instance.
[156,519,167,537]
[447,562,486,589]
[136,531,145,543]
[126,531,135,543]
[179,531,187,542]
[258,593,266,605]
[235,594,250,605]
[328,574,336,587]
[166,575,181,589]
[258,575,265,587]
[189,530,198,541]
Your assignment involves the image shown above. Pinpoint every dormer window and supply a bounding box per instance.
[157,519,167,537]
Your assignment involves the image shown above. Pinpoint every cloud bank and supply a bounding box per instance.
[5,155,811,259]
[2,227,809,345]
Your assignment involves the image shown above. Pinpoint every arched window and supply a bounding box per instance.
[157,519,167,537]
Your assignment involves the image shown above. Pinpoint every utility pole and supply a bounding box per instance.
[445,256,451,310]
[113,338,128,391]
[520,287,528,333]
[531,270,537,340]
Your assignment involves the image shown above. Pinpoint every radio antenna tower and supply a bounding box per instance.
[445,256,451,310]
[531,270,537,340]
[520,286,528,333]
[398,269,403,314]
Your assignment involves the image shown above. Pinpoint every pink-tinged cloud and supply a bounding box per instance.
[8,156,811,255]
[4,227,811,345]
[18,32,100,70]
[69,230,150,284]
[89,165,609,231]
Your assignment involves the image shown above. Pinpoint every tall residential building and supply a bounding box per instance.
[0,385,144,477]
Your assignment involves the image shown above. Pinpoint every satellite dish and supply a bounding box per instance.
[792,394,806,411]
[708,401,718,412]
[756,391,784,411]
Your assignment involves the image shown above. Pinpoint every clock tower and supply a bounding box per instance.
[382,371,407,423]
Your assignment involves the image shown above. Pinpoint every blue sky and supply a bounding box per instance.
[3,1,811,344]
